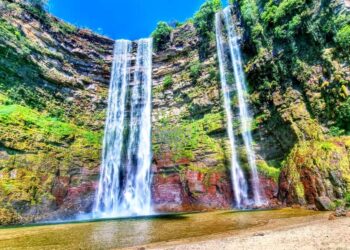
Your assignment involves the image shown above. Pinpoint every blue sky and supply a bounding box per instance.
[48,0,228,40]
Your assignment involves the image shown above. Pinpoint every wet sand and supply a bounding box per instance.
[137,213,350,250]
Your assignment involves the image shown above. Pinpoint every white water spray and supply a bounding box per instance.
[93,38,153,218]
[215,12,249,208]
[216,7,265,207]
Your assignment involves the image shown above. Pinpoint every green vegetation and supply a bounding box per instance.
[282,138,350,202]
[193,0,222,59]
[27,0,47,9]
[238,0,350,135]
[329,126,346,137]
[335,98,350,131]
[0,207,21,225]
[345,193,350,207]
[240,0,263,49]
[152,21,173,51]
[0,2,106,215]
[0,97,102,208]
[163,75,173,89]
[189,61,202,82]
[0,103,102,150]
[336,24,350,50]
[153,112,225,162]
[256,160,281,182]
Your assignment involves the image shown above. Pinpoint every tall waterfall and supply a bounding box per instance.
[93,38,153,218]
[216,7,264,207]
[215,13,249,208]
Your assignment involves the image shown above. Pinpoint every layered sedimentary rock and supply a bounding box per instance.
[0,0,113,221]
[151,22,235,211]
[0,0,349,224]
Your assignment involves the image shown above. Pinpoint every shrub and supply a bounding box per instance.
[335,98,350,132]
[336,25,350,51]
[163,75,173,89]
[345,193,350,207]
[189,61,202,82]
[328,126,345,136]
[241,0,260,26]
[262,0,305,25]
[151,22,173,51]
[193,0,222,59]
[0,207,21,225]
[27,0,47,8]
[240,0,265,49]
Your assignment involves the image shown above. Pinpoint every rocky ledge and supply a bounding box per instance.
[0,0,349,224]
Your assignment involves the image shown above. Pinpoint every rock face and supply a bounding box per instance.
[278,138,350,206]
[0,0,113,221]
[345,0,350,8]
[151,22,235,211]
[0,0,349,224]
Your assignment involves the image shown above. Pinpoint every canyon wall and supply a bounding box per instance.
[0,0,349,224]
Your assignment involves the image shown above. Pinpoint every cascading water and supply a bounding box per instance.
[215,13,249,208]
[93,38,153,218]
[216,6,265,207]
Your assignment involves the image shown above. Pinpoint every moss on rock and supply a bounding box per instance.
[279,137,350,205]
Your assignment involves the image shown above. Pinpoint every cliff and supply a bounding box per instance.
[0,0,113,222]
[0,0,349,224]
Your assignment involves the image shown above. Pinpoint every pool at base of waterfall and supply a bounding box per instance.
[0,208,322,249]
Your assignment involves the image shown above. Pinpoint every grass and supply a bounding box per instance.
[0,102,102,150]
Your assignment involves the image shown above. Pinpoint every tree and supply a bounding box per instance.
[152,22,173,51]
[193,0,222,59]
[27,0,48,9]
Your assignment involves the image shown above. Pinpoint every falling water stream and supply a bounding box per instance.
[215,12,249,208]
[216,6,264,207]
[93,38,153,218]
[94,5,263,216]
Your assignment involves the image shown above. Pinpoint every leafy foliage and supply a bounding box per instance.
[336,24,350,50]
[163,75,173,89]
[193,0,222,59]
[27,0,48,9]
[151,21,173,51]
[335,98,350,131]
[345,193,350,207]
[0,207,21,226]
[238,0,350,134]
[189,61,202,82]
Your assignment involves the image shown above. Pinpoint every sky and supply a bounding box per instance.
[48,0,227,40]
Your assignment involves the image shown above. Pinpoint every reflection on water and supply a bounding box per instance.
[0,209,320,249]
[90,217,152,248]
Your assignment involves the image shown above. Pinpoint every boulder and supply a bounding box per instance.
[315,196,333,211]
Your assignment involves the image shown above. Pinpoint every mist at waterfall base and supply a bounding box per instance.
[215,6,266,208]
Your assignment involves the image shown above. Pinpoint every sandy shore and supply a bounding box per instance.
[133,213,350,250]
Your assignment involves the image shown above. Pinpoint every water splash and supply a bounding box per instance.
[93,38,153,218]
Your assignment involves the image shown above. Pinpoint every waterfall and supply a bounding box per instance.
[215,13,249,208]
[93,38,153,218]
[216,7,264,207]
